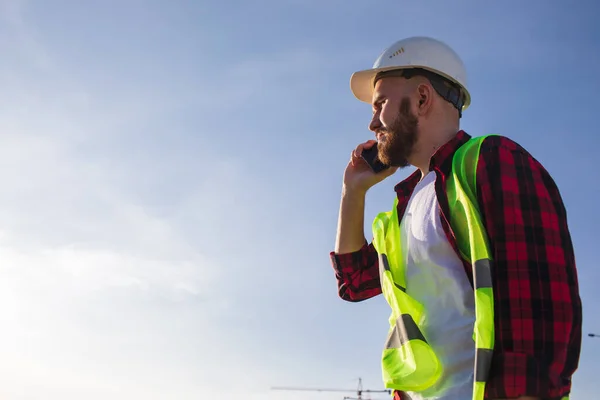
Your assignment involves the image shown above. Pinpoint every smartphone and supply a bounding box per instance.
[360,143,389,173]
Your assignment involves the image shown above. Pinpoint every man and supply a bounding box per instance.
[330,36,582,400]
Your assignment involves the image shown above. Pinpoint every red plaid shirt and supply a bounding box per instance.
[330,131,582,399]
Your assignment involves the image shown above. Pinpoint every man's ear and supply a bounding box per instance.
[417,83,434,115]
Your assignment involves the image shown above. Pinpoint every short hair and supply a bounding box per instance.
[374,68,466,117]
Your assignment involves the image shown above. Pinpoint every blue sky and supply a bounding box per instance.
[0,0,598,398]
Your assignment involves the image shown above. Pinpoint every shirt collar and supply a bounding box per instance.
[394,130,472,195]
[428,129,471,171]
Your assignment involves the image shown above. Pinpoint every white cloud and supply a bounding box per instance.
[0,4,252,398]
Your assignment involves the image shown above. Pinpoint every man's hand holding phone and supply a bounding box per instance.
[343,140,398,194]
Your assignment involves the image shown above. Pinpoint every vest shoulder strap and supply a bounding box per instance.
[450,135,494,208]
[446,134,497,264]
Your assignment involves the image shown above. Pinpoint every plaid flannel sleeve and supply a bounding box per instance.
[330,241,382,302]
[476,136,582,399]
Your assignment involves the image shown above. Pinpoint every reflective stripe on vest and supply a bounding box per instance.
[372,135,495,399]
[446,136,494,400]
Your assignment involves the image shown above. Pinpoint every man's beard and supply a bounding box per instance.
[377,97,419,168]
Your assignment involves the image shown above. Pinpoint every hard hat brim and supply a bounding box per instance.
[350,66,400,104]
[350,66,471,110]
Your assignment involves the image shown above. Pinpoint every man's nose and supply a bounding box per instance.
[369,116,382,132]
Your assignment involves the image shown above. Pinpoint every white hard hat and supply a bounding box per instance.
[350,36,471,112]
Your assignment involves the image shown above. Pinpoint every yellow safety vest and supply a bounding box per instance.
[372,135,570,400]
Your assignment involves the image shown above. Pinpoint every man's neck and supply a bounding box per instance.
[411,127,459,176]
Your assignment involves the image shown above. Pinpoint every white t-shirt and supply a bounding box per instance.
[400,171,476,400]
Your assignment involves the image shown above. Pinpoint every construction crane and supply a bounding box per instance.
[271,377,391,400]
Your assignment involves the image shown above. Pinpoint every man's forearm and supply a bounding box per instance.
[334,185,367,254]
